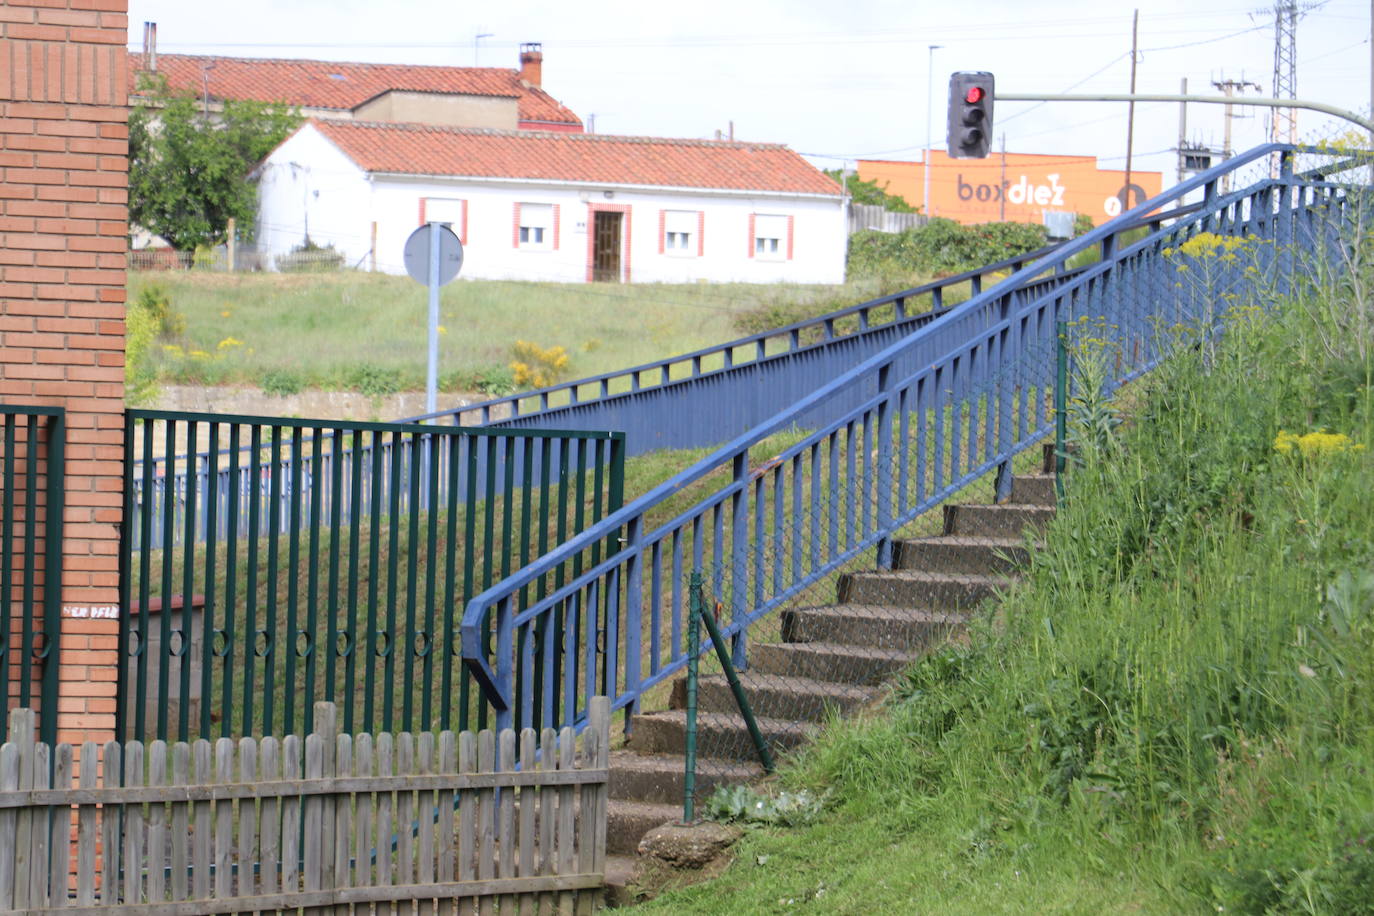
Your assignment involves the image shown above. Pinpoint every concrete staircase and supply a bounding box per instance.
[603,448,1058,901]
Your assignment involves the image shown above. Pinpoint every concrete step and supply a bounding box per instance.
[603,853,639,907]
[627,709,811,761]
[943,502,1054,539]
[780,604,966,653]
[607,799,681,855]
[609,750,762,805]
[838,569,1011,611]
[670,671,881,722]
[748,641,917,685]
[893,536,1033,576]
[1011,473,1056,506]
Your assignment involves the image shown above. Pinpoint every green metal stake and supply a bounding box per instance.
[684,572,702,823]
[1055,320,1069,503]
[694,584,775,775]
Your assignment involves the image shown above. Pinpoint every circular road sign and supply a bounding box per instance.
[404,223,464,285]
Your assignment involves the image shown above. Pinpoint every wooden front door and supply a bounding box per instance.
[592,211,623,282]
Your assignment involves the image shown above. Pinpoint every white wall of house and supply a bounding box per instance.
[255,128,374,267]
[256,127,847,284]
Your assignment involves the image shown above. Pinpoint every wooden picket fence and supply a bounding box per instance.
[0,699,610,914]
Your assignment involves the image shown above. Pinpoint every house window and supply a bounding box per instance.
[422,197,466,241]
[753,214,789,260]
[517,203,554,250]
[662,210,699,256]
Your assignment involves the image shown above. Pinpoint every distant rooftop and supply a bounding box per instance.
[127,51,582,128]
[303,119,844,196]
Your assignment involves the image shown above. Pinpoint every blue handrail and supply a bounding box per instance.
[457,141,1369,734]
[400,209,1193,457]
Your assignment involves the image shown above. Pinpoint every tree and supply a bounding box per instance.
[824,169,918,213]
[129,75,302,251]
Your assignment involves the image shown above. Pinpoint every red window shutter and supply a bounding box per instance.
[747,213,755,258]
[658,209,666,254]
[460,200,468,244]
[418,198,426,225]
[512,202,521,248]
[787,215,795,260]
[697,211,704,256]
[553,204,561,251]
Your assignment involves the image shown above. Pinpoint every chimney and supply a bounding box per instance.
[148,21,158,71]
[519,42,542,88]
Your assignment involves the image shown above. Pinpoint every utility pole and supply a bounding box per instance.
[1213,77,1261,191]
[999,134,1007,221]
[1123,10,1139,209]
[924,45,943,218]
[1177,77,1188,183]
[1270,2,1298,145]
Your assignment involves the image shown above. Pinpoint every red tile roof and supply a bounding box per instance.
[306,120,843,196]
[128,53,582,127]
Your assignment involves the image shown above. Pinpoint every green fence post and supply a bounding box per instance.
[684,572,702,823]
[695,583,774,775]
[39,409,64,749]
[1055,320,1069,503]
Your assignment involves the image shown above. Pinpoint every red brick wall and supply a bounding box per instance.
[0,0,128,747]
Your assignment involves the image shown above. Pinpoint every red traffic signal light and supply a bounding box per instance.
[947,72,995,159]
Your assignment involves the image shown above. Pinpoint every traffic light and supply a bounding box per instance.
[947,71,995,159]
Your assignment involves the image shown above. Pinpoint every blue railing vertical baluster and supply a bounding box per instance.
[729,454,748,669]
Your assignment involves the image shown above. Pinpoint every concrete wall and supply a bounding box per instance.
[352,91,518,130]
[255,127,848,285]
[0,0,129,747]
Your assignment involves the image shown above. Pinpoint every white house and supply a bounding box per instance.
[253,120,847,284]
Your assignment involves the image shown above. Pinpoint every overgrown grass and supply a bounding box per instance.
[643,233,1374,911]
[127,271,909,393]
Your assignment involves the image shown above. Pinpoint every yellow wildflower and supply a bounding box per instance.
[217,336,244,350]
[1274,429,1365,458]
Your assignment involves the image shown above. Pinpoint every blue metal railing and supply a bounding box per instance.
[457,143,1370,736]
[401,210,1193,456]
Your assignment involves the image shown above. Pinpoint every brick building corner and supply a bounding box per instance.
[1,0,129,747]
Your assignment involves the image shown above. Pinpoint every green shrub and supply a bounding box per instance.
[276,238,345,272]
[344,363,402,397]
[847,218,1048,281]
[260,369,304,397]
[442,365,516,397]
[136,284,185,338]
[124,293,160,405]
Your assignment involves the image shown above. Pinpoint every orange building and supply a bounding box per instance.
[858,151,1162,227]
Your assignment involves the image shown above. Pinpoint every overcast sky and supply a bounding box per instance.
[126,0,1371,192]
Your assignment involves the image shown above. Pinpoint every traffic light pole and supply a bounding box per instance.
[997,92,1374,133]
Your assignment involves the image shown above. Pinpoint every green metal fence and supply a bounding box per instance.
[0,405,64,749]
[117,409,624,744]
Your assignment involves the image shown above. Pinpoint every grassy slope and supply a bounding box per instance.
[127,271,911,392]
[642,266,1374,912]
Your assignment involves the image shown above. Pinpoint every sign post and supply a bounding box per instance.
[403,222,464,416]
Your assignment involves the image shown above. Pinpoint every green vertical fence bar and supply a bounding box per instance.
[0,406,64,748]
[116,409,625,743]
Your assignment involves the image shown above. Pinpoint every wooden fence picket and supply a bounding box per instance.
[0,699,611,914]
[76,745,97,906]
